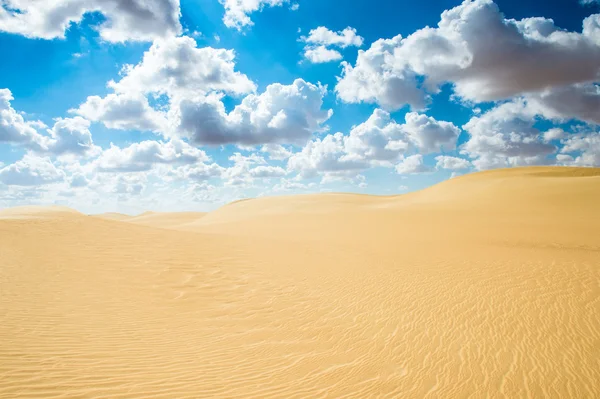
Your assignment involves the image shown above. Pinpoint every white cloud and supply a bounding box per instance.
[0,88,48,150]
[335,36,430,110]
[303,46,343,63]
[543,128,566,142]
[260,144,292,160]
[222,153,285,186]
[402,112,461,153]
[343,109,407,164]
[0,154,65,186]
[303,26,363,48]
[287,133,367,179]
[461,100,557,170]
[108,36,256,100]
[435,155,471,170]
[2,90,99,156]
[527,83,600,125]
[173,79,332,145]
[336,0,600,110]
[221,0,289,30]
[46,117,100,156]
[301,26,363,64]
[0,0,182,42]
[395,154,431,174]
[288,108,459,179]
[112,175,145,196]
[560,131,600,166]
[73,93,167,133]
[94,140,209,172]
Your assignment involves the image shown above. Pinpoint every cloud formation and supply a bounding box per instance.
[301,26,364,63]
[0,0,182,42]
[336,0,600,110]
[221,0,291,30]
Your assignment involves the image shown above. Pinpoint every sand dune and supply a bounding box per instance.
[1,167,599,398]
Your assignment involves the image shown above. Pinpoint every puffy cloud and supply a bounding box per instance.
[73,93,167,133]
[560,131,600,166]
[302,26,364,48]
[395,154,431,174]
[221,0,289,30]
[543,128,566,142]
[288,108,459,179]
[461,100,557,170]
[0,154,65,186]
[301,26,363,63]
[527,83,600,125]
[223,152,286,186]
[112,175,145,195]
[343,109,407,164]
[260,144,292,160]
[2,90,98,156]
[287,133,368,179]
[336,0,600,110]
[303,46,343,64]
[0,0,181,42]
[336,36,429,110]
[108,36,256,100]
[172,163,224,182]
[46,117,99,156]
[0,88,48,150]
[173,79,332,145]
[94,140,209,172]
[402,112,461,153]
[435,155,471,170]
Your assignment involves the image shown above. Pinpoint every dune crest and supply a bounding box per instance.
[1,167,599,398]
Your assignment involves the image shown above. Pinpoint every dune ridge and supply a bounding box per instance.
[1,167,599,398]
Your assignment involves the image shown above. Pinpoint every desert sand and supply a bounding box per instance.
[1,166,599,398]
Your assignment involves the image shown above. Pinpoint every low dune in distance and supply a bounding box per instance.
[1,166,599,398]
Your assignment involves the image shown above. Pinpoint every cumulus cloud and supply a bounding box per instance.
[45,117,100,156]
[287,133,368,180]
[303,46,343,64]
[74,36,265,138]
[559,131,600,166]
[395,154,431,174]
[435,155,471,170]
[107,37,256,99]
[461,100,557,170]
[336,0,600,110]
[0,0,182,42]
[527,83,600,125]
[0,88,48,150]
[0,154,65,186]
[94,140,209,172]
[222,153,286,186]
[301,26,363,63]
[303,26,364,48]
[287,109,459,179]
[221,0,290,30]
[2,89,99,156]
[73,93,167,133]
[336,36,430,110]
[172,79,332,145]
[260,144,292,160]
[402,112,461,153]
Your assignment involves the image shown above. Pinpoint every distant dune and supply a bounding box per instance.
[1,167,599,398]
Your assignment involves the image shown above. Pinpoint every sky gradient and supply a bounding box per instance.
[1,0,599,213]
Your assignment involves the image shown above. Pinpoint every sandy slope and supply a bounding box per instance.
[1,167,599,398]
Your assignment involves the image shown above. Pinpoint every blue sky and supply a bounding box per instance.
[0,0,599,213]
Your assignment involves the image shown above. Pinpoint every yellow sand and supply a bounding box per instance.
[1,166,599,398]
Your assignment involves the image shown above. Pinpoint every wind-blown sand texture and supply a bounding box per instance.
[1,167,599,398]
